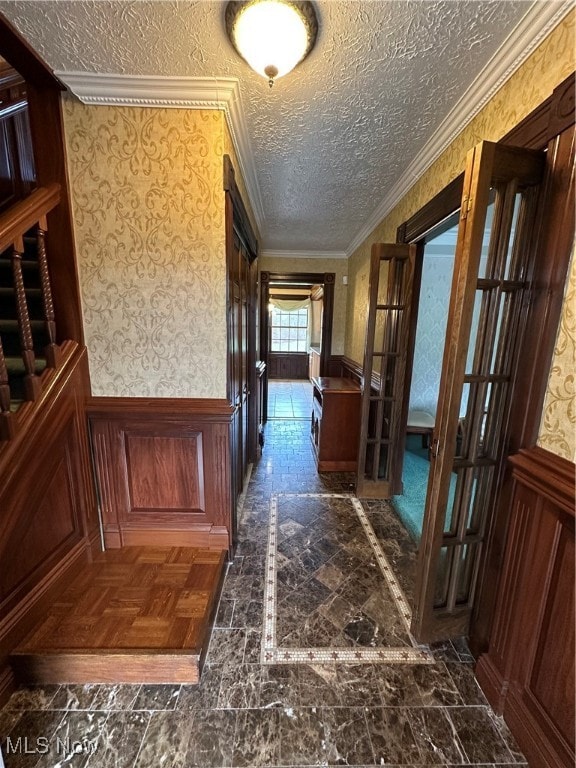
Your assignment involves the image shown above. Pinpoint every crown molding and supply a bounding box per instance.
[261,249,348,260]
[56,71,265,234]
[346,0,575,257]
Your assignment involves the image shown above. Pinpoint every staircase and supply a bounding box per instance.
[0,183,62,440]
[0,229,49,410]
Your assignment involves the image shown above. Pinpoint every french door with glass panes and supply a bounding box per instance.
[411,141,545,642]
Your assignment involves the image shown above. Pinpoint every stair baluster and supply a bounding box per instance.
[11,239,42,400]
[0,335,15,439]
[37,222,60,367]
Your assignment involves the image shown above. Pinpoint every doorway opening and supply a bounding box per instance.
[392,214,459,541]
[260,271,335,422]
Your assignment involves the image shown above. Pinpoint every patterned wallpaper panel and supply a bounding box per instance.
[409,257,453,416]
[538,248,576,462]
[63,99,229,398]
[345,16,575,460]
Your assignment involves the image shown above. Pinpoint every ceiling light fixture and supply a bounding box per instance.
[225,0,318,88]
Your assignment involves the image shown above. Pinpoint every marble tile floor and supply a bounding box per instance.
[0,418,526,767]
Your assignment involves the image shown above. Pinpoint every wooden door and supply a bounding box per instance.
[229,231,252,498]
[411,141,545,643]
[356,243,416,498]
[224,156,258,523]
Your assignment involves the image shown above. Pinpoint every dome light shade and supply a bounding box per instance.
[226,1,318,87]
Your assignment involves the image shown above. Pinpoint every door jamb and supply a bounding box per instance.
[260,271,335,422]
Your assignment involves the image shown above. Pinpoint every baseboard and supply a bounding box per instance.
[504,684,574,768]
[475,653,507,713]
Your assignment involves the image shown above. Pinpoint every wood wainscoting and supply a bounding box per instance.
[268,352,309,380]
[476,446,575,768]
[88,398,235,553]
[0,343,99,704]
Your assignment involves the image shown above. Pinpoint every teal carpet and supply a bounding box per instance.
[392,444,456,543]
[392,450,431,542]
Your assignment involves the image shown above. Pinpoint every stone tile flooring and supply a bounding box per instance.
[0,413,526,767]
[266,379,312,419]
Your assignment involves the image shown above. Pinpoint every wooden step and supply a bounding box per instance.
[10,546,227,685]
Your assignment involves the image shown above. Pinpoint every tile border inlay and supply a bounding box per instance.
[261,493,434,665]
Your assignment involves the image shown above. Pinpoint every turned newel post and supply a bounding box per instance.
[12,238,41,400]
[0,335,15,439]
[37,220,60,367]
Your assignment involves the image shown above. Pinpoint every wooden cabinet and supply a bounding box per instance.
[310,376,361,472]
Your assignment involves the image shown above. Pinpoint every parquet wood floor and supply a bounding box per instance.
[10,546,227,684]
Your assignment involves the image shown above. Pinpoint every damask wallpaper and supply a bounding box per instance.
[409,256,453,416]
[538,249,576,462]
[345,15,575,460]
[63,99,229,398]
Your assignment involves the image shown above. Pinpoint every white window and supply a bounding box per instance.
[270,306,308,352]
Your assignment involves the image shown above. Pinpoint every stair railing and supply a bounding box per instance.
[0,335,14,440]
[0,183,62,440]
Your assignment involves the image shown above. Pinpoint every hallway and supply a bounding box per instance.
[0,415,526,767]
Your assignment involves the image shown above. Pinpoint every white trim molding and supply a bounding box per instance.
[56,0,573,260]
[345,0,575,257]
[57,71,265,234]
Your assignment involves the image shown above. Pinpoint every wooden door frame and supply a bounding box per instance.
[260,271,335,422]
[396,71,575,654]
[224,156,258,549]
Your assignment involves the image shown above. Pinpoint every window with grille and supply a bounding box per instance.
[270,307,309,352]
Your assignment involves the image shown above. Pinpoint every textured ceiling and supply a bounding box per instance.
[0,1,543,253]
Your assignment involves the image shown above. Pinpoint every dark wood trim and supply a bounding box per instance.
[326,354,344,377]
[0,17,84,343]
[260,271,270,421]
[476,446,575,768]
[502,71,575,149]
[0,182,60,252]
[87,396,235,419]
[340,355,363,382]
[0,13,64,91]
[547,71,576,140]
[270,292,310,301]
[262,271,334,284]
[320,273,335,377]
[396,175,464,244]
[508,446,575,513]
[397,72,576,246]
[223,154,258,259]
[260,270,335,420]
[4,47,85,343]
[260,271,335,379]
